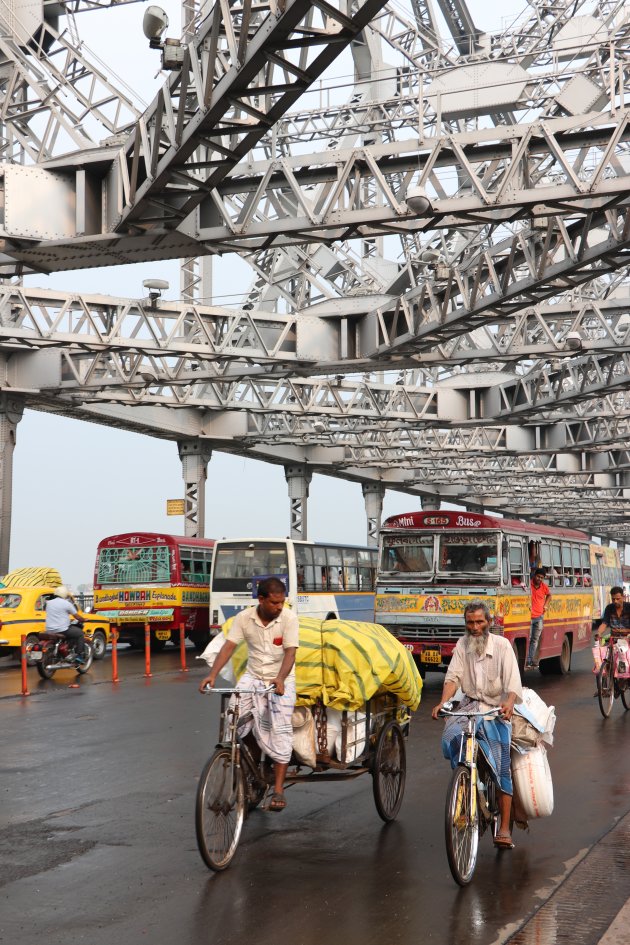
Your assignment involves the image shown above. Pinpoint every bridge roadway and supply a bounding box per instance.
[1,645,630,945]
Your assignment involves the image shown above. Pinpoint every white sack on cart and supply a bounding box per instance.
[291,706,316,767]
[325,708,367,763]
[195,633,236,684]
[511,744,554,819]
[513,687,556,747]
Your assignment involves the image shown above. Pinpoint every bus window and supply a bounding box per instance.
[509,542,525,585]
[561,544,574,586]
[437,533,499,576]
[358,549,376,590]
[295,544,314,591]
[540,542,551,574]
[342,548,359,590]
[212,541,289,592]
[551,542,563,587]
[97,545,171,584]
[380,535,434,574]
[571,545,582,585]
[326,547,343,590]
[313,545,327,589]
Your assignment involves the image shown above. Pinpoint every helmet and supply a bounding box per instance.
[54,585,69,599]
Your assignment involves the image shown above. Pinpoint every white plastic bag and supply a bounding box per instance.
[291,706,316,767]
[514,687,556,747]
[195,633,235,684]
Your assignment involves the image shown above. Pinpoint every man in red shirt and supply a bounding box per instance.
[526,568,552,670]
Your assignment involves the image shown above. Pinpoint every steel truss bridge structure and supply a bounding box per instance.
[2,0,630,570]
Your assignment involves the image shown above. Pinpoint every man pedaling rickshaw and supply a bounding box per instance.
[199,577,299,812]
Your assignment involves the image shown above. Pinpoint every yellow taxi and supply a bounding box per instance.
[0,585,112,664]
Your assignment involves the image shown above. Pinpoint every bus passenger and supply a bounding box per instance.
[199,577,299,812]
[432,601,522,849]
[526,569,551,670]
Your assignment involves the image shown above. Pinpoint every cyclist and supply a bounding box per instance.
[432,600,522,849]
[595,586,630,642]
[199,577,299,812]
[44,586,87,662]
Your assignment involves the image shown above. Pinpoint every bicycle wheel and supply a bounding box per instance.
[195,748,245,871]
[597,659,615,719]
[445,765,479,886]
[372,721,406,822]
[619,681,630,711]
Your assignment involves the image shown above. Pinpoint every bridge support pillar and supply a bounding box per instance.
[177,441,212,538]
[284,464,311,539]
[0,394,24,575]
[362,483,384,548]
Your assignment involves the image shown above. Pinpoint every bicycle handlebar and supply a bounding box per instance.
[438,703,503,719]
[201,684,276,694]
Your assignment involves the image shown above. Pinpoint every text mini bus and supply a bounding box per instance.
[374,511,616,676]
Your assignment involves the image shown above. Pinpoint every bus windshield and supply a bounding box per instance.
[96,545,171,584]
[212,542,289,592]
[380,535,434,574]
[437,533,500,576]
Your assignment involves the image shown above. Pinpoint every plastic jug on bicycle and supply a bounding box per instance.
[432,600,523,851]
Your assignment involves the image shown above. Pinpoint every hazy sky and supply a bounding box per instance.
[8,0,552,588]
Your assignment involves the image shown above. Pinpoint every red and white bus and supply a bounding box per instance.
[93,533,214,651]
[375,511,602,676]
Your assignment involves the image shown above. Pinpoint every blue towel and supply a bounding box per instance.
[442,698,513,794]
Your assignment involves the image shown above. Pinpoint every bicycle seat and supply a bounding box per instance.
[39,632,64,642]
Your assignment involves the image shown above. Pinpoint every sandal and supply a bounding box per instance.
[268,792,286,812]
[494,833,515,850]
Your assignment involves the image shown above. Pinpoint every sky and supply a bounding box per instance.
[5,0,565,589]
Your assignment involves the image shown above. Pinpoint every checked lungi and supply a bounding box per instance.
[441,697,513,794]
[234,671,296,764]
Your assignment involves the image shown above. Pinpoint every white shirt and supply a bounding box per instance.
[226,605,299,683]
[445,632,523,708]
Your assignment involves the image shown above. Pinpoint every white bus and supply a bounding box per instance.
[209,538,378,629]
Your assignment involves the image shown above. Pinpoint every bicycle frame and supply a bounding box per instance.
[442,706,502,829]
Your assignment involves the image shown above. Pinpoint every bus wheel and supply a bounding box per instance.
[540,635,572,676]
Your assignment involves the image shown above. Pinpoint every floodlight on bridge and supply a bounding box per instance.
[142,6,169,48]
[406,186,433,216]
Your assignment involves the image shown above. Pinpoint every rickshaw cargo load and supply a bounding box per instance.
[219,615,423,711]
[0,567,63,588]
[511,745,554,819]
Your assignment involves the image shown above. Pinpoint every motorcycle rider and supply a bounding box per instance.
[44,586,87,662]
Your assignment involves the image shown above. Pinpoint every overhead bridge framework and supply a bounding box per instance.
[2,0,630,557]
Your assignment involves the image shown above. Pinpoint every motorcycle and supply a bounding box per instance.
[28,623,94,679]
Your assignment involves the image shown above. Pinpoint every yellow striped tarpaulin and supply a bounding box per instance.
[0,567,63,588]
[223,615,423,712]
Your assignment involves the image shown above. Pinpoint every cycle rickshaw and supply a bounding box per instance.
[195,616,421,871]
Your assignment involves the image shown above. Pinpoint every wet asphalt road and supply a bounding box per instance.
[1,646,630,945]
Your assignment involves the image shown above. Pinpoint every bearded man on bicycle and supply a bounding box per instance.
[199,577,299,812]
[432,600,523,849]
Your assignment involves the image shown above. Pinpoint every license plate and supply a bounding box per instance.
[421,649,441,664]
[29,651,42,661]
[155,630,171,641]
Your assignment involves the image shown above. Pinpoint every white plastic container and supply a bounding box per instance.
[511,745,554,819]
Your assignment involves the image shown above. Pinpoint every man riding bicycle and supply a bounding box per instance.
[595,586,630,642]
[44,586,87,661]
[432,600,523,849]
[198,577,299,812]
